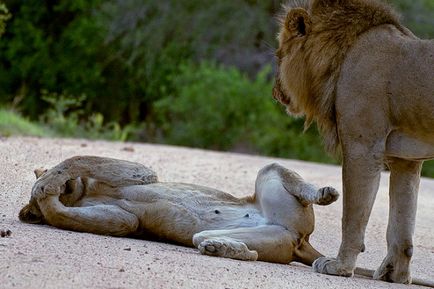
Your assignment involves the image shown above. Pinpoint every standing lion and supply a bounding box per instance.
[274,0,434,284]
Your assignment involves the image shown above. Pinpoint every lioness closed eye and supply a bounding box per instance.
[274,0,434,285]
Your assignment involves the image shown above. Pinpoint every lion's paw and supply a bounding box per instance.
[313,257,353,277]
[374,255,411,284]
[198,239,258,261]
[317,187,339,206]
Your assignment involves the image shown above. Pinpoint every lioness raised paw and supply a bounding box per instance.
[31,172,66,200]
[313,257,353,277]
[31,181,63,200]
[198,239,258,261]
[316,186,339,206]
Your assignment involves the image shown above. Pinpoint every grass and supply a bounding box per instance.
[0,108,51,137]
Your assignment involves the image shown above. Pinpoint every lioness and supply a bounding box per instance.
[274,0,434,284]
[19,156,339,265]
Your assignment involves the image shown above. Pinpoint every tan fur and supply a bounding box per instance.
[19,156,340,265]
[274,0,407,153]
[275,0,434,284]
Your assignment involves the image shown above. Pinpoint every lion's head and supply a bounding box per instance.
[273,0,402,153]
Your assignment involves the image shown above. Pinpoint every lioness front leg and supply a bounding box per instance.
[37,194,139,236]
[374,158,422,284]
[31,156,157,200]
[314,149,383,277]
[193,225,297,264]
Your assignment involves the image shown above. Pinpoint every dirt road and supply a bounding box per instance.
[1,137,433,288]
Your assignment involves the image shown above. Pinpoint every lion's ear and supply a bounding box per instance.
[285,8,311,36]
[34,168,47,179]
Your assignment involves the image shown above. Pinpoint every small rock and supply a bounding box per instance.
[0,229,12,238]
[122,147,135,152]
[123,247,131,251]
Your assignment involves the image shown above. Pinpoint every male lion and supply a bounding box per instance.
[19,155,340,265]
[274,0,434,284]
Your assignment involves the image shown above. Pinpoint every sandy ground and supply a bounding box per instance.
[0,136,433,289]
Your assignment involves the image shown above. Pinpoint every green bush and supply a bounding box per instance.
[154,62,334,163]
[422,161,434,178]
[39,91,138,141]
[0,3,11,36]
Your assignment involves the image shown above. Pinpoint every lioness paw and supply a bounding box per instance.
[317,187,339,206]
[313,257,353,277]
[198,239,258,261]
[31,179,64,200]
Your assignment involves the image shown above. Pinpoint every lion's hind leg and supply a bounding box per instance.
[374,158,422,284]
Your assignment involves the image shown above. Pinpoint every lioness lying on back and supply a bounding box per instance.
[19,156,339,265]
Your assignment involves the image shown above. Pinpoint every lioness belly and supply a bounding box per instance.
[113,183,267,245]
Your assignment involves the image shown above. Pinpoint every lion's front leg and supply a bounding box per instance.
[373,158,422,284]
[314,149,383,277]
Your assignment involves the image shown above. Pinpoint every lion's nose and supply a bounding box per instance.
[272,83,290,106]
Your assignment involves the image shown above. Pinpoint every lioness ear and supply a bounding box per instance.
[285,8,311,36]
[34,168,47,179]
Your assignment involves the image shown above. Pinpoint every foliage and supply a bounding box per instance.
[0,3,11,36]
[0,0,279,123]
[154,62,334,163]
[422,161,434,179]
[0,108,49,137]
[40,91,137,141]
[0,0,108,117]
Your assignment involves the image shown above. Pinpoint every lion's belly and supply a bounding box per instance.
[389,40,434,137]
[386,130,434,160]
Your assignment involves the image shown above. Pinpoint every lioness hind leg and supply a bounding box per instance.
[197,238,258,261]
[374,158,422,284]
[193,225,296,263]
[289,184,339,207]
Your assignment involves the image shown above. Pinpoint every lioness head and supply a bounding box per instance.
[18,168,48,224]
